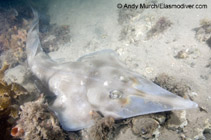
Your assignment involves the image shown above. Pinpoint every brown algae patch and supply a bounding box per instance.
[146,17,172,39]
[153,73,190,98]
[0,62,27,117]
[0,62,28,140]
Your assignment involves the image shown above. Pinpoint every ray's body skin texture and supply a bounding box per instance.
[26,9,198,131]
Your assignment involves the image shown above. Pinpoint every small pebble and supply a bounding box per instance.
[175,50,188,59]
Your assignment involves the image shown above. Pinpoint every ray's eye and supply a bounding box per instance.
[109,90,123,99]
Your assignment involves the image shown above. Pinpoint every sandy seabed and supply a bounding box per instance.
[1,0,211,139]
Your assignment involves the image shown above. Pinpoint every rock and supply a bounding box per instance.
[206,36,211,48]
[150,113,168,125]
[167,111,187,131]
[4,65,27,85]
[158,128,182,140]
[175,50,189,59]
[131,116,159,139]
[194,119,211,140]
[81,117,115,140]
[116,127,143,140]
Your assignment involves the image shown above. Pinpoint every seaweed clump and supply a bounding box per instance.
[153,73,190,98]
[194,19,211,48]
[146,17,172,39]
[0,62,28,140]
[194,19,211,42]
[0,7,32,67]
[40,25,71,53]
[0,63,28,117]
[118,8,145,44]
[11,95,66,140]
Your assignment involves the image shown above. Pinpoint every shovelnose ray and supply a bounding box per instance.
[26,9,198,131]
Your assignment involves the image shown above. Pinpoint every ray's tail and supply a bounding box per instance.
[26,8,43,67]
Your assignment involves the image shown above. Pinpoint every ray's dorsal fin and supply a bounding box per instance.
[77,49,117,61]
[77,49,127,68]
